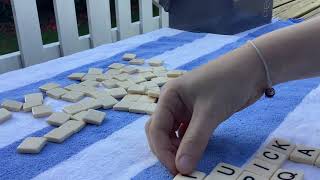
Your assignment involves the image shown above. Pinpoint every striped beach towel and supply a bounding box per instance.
[0,19,319,180]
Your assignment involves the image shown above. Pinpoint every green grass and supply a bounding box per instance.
[0,24,90,55]
[0,33,18,55]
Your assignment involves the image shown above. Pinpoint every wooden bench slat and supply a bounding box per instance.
[302,7,320,19]
[86,0,112,47]
[11,0,43,67]
[273,0,295,8]
[273,0,320,19]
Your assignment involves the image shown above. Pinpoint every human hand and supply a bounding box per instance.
[145,44,266,175]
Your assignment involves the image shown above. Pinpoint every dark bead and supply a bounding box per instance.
[265,88,275,98]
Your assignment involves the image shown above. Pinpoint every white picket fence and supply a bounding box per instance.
[0,0,169,74]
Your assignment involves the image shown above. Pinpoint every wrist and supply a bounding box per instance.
[232,43,269,97]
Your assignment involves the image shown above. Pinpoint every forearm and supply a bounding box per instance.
[254,16,320,85]
[192,17,320,100]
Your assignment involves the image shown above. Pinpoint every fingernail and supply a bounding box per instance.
[178,155,192,169]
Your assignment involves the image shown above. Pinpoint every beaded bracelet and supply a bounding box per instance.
[248,40,275,98]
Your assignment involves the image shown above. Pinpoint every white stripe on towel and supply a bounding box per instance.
[33,116,157,180]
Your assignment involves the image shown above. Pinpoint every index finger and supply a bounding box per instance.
[149,88,185,174]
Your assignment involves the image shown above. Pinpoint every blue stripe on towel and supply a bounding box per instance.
[0,31,206,103]
[133,20,320,179]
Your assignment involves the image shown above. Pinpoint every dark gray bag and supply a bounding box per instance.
[159,0,273,35]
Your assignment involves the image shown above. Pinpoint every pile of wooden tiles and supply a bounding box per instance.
[0,53,186,154]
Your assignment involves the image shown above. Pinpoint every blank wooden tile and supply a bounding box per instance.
[174,171,206,180]
[64,83,83,91]
[138,95,157,103]
[105,69,121,76]
[154,70,167,77]
[151,77,168,86]
[96,74,111,82]
[109,87,128,99]
[0,108,12,124]
[113,73,129,81]
[32,105,53,118]
[140,72,157,80]
[122,94,142,102]
[81,74,99,81]
[236,171,268,180]
[61,91,85,102]
[147,89,160,98]
[25,93,43,106]
[60,120,86,133]
[245,158,278,178]
[289,145,320,165]
[47,112,71,126]
[152,66,167,72]
[87,90,110,99]
[75,86,99,96]
[88,68,103,75]
[71,111,88,121]
[122,53,137,61]
[23,103,37,112]
[63,103,86,115]
[167,70,184,78]
[270,169,304,180]
[113,100,135,112]
[108,63,125,69]
[148,59,164,67]
[116,80,136,90]
[68,73,86,80]
[128,84,146,94]
[102,79,119,89]
[44,126,74,143]
[98,95,118,109]
[79,80,100,87]
[39,83,60,92]
[79,98,103,110]
[136,66,152,73]
[129,59,145,65]
[315,155,320,167]
[128,75,146,84]
[207,163,242,180]
[256,148,288,167]
[145,103,157,115]
[129,102,149,114]
[120,66,138,74]
[83,109,106,125]
[139,81,158,89]
[46,88,69,99]
[1,99,23,112]
[147,86,161,91]
[267,138,296,156]
[17,137,47,154]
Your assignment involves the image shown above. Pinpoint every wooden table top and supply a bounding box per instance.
[273,0,320,20]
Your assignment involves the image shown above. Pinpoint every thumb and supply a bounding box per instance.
[175,105,218,174]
